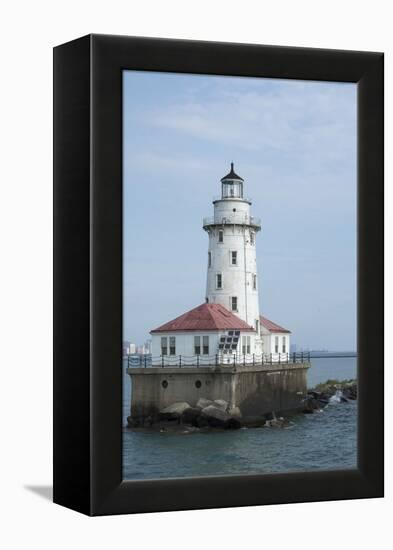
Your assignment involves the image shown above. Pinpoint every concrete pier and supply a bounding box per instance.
[127,363,310,420]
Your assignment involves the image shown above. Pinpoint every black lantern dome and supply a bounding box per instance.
[220,163,244,199]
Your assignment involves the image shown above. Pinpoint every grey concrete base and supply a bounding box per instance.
[127,363,309,419]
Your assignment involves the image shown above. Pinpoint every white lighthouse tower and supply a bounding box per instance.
[149,163,292,363]
[203,163,262,353]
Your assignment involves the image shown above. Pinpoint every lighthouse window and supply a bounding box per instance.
[231,251,237,265]
[231,296,238,311]
[169,337,176,355]
[275,336,279,353]
[208,251,211,267]
[161,337,168,356]
[194,336,201,355]
[218,230,224,243]
[242,336,251,355]
[216,273,223,289]
[250,232,255,245]
[253,274,257,290]
[282,337,286,353]
[203,336,209,355]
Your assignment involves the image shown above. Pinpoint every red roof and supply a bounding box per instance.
[151,303,255,333]
[260,315,291,333]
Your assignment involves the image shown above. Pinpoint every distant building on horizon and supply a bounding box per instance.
[143,340,152,355]
[123,341,130,356]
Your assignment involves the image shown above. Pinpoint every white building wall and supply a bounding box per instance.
[261,328,291,362]
[151,332,221,360]
[151,330,257,364]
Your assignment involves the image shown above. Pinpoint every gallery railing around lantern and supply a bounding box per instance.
[126,351,311,369]
[202,214,261,230]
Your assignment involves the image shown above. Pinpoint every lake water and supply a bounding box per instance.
[122,355,357,480]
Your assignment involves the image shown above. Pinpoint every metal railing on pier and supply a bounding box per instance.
[126,351,311,369]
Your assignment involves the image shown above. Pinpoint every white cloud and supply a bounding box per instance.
[146,80,356,160]
[125,150,208,174]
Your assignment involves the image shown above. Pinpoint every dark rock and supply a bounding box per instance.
[196,415,209,428]
[265,417,290,428]
[314,393,330,408]
[127,416,141,428]
[196,397,214,409]
[343,385,357,400]
[159,402,191,421]
[200,405,240,429]
[213,399,229,411]
[201,405,231,427]
[181,407,202,426]
[302,396,321,414]
[308,390,321,399]
[145,415,154,426]
[240,416,266,428]
[224,417,242,430]
[311,391,329,407]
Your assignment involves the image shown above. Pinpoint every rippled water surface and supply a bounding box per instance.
[123,356,357,480]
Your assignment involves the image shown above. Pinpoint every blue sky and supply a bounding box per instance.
[123,71,357,351]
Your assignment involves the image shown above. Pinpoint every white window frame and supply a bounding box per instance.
[274,336,279,354]
[252,273,257,290]
[216,273,223,289]
[250,231,255,245]
[169,336,176,356]
[203,335,209,355]
[208,251,211,267]
[218,229,224,243]
[230,250,238,266]
[282,336,286,354]
[231,296,238,311]
[161,336,168,356]
[194,336,201,355]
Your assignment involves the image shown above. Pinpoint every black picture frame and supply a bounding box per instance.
[53,34,384,516]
